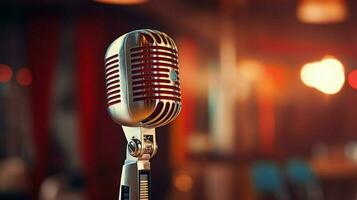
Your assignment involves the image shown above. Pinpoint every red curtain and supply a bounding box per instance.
[27,12,125,199]
[27,16,60,195]
[74,15,124,200]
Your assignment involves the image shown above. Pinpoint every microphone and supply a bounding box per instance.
[104,29,181,200]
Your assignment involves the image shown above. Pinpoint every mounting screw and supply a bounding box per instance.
[128,139,141,157]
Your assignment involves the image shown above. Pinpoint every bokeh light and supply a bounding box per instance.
[348,70,357,90]
[173,173,193,193]
[16,68,33,86]
[300,62,320,88]
[93,0,147,5]
[0,64,13,83]
[297,0,348,24]
[300,57,345,95]
[315,57,345,94]
[236,59,264,100]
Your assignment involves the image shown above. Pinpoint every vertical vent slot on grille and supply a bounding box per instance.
[168,103,180,122]
[147,102,170,126]
[105,54,121,106]
[130,45,181,103]
[160,103,177,126]
[141,102,164,124]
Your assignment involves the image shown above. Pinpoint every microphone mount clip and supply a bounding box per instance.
[119,126,158,200]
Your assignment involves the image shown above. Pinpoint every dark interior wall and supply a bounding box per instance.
[0,2,176,199]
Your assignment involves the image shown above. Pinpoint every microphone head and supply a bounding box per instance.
[104,29,181,128]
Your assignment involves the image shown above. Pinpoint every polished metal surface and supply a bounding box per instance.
[105,29,181,128]
[104,29,181,200]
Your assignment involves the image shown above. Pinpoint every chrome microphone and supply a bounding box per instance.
[104,29,181,200]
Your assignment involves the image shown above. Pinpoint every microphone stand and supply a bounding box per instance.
[119,126,157,200]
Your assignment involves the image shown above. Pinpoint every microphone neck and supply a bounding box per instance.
[122,126,157,162]
[120,126,156,200]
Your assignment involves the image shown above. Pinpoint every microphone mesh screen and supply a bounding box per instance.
[105,54,121,106]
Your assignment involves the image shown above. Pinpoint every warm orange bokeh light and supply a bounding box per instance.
[16,68,33,86]
[297,0,348,24]
[348,70,357,90]
[93,0,147,5]
[173,173,193,192]
[0,64,13,83]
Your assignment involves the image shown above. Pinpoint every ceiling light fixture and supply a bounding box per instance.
[94,0,147,5]
[297,0,348,24]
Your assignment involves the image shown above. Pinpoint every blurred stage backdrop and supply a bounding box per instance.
[1,0,357,199]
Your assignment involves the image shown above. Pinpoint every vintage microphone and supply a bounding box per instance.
[104,29,181,200]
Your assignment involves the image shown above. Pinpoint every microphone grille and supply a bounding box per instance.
[130,46,180,102]
[140,101,181,127]
[129,30,181,127]
[105,54,121,106]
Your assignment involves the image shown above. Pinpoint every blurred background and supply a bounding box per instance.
[1,0,357,199]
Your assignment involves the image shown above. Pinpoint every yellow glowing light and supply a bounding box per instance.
[300,57,345,95]
[315,57,345,94]
[94,0,147,5]
[300,62,320,88]
[297,0,348,24]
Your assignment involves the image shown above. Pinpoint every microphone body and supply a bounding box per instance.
[104,29,181,200]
